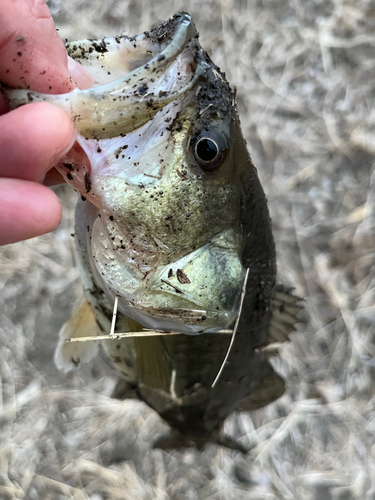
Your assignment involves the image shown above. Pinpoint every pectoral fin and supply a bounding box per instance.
[55,299,100,372]
[268,284,304,343]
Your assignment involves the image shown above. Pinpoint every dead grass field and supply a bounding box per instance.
[1,0,375,498]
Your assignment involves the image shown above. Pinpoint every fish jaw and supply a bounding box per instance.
[3,13,200,140]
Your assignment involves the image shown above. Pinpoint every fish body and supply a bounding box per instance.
[5,13,300,448]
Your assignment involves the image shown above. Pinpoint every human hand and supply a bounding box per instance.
[0,0,94,245]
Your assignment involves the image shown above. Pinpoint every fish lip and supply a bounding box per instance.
[3,12,201,139]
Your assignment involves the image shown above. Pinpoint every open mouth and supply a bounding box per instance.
[3,13,201,140]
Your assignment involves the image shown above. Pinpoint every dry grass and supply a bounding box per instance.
[1,0,375,498]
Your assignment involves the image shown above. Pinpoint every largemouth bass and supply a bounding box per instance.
[5,13,301,450]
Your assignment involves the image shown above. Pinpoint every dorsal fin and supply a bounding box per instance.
[268,284,304,343]
[54,299,100,372]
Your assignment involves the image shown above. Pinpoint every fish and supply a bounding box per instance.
[5,12,302,451]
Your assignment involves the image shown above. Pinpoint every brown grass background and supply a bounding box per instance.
[1,0,375,498]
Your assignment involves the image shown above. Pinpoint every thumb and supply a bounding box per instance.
[0,0,93,93]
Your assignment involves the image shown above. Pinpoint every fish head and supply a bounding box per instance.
[5,13,262,334]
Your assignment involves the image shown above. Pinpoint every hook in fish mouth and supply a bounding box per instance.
[3,12,202,139]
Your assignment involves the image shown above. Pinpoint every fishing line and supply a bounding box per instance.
[211,268,249,388]
[109,294,119,336]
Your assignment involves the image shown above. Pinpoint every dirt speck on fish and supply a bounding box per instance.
[177,269,191,284]
[5,12,302,451]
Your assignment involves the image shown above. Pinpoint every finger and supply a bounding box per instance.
[0,178,62,245]
[0,0,93,92]
[0,0,74,92]
[0,102,76,181]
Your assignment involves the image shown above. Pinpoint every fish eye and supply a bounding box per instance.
[196,138,218,162]
[192,132,228,171]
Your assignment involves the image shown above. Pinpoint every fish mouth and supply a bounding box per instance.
[3,12,201,139]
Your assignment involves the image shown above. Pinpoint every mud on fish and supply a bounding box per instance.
[5,12,302,451]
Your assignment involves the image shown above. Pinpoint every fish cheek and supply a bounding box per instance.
[89,216,143,297]
[103,177,204,257]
